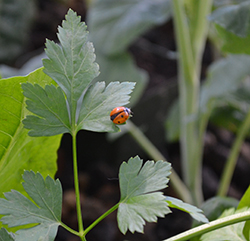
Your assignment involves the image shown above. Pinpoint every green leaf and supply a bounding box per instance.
[209,1,250,38]
[0,68,61,199]
[117,156,171,234]
[201,208,248,241]
[87,0,172,55]
[77,81,135,133]
[0,228,15,241]
[214,24,250,54]
[22,83,71,136]
[166,54,250,142]
[200,54,250,111]
[43,9,99,123]
[191,196,239,241]
[209,2,250,54]
[23,10,135,136]
[238,185,250,240]
[0,171,62,241]
[165,196,208,223]
[0,0,36,62]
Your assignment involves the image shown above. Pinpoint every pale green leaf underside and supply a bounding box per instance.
[209,2,250,38]
[118,193,171,234]
[117,156,171,234]
[0,228,14,241]
[201,208,248,241]
[0,171,62,241]
[0,68,61,200]
[119,156,171,199]
[165,196,208,223]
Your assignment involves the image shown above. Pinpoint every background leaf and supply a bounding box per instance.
[237,185,250,240]
[117,156,171,234]
[209,1,250,38]
[166,54,250,142]
[213,25,250,54]
[200,55,250,112]
[0,228,15,241]
[0,0,36,63]
[209,1,250,54]
[87,0,172,55]
[0,68,61,200]
[165,196,208,223]
[201,208,248,241]
[0,171,62,241]
[93,52,148,107]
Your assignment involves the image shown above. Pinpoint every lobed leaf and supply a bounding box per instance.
[22,83,71,136]
[0,171,62,241]
[117,156,171,234]
[77,81,135,132]
[165,196,208,223]
[43,9,99,122]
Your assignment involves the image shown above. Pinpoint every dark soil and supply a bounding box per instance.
[3,1,250,240]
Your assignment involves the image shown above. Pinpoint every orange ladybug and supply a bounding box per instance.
[110,107,132,125]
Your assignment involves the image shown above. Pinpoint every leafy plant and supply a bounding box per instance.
[0,9,208,241]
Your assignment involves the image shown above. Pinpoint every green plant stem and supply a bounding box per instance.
[218,108,250,196]
[72,131,86,241]
[83,203,119,236]
[125,120,192,204]
[172,0,213,206]
[172,0,201,206]
[163,210,250,241]
[60,222,81,237]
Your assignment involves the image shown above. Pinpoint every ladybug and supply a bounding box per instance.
[110,107,132,125]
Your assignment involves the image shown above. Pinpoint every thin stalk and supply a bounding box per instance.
[218,108,250,196]
[163,210,250,241]
[83,203,119,236]
[60,222,80,237]
[125,120,193,204]
[72,131,86,241]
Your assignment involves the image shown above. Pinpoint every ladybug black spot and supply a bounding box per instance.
[121,115,124,118]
